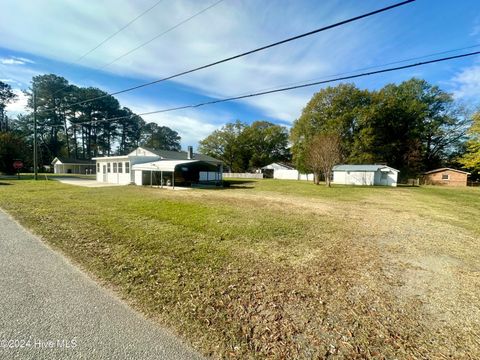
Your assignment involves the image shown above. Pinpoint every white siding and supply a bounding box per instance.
[134,170,143,185]
[96,159,132,184]
[333,170,398,187]
[273,169,313,180]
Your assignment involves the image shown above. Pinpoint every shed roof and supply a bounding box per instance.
[261,162,295,170]
[132,160,207,172]
[423,167,471,175]
[51,157,95,165]
[333,164,399,172]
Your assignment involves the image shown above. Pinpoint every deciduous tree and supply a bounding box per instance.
[306,133,341,186]
[459,112,480,171]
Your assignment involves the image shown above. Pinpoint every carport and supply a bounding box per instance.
[131,160,222,188]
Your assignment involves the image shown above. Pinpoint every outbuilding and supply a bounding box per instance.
[94,146,223,187]
[333,164,399,187]
[261,162,313,180]
[422,168,470,186]
[52,157,95,174]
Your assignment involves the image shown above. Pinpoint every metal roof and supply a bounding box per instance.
[261,162,295,170]
[51,157,95,165]
[132,160,201,172]
[140,147,222,163]
[333,164,399,172]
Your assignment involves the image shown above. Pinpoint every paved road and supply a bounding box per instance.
[0,210,203,360]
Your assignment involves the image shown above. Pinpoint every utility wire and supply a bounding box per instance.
[62,0,415,108]
[76,0,165,62]
[226,43,480,98]
[67,50,480,127]
[46,0,226,104]
[50,0,165,98]
[99,0,226,69]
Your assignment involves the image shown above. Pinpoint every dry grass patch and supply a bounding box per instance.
[0,179,479,358]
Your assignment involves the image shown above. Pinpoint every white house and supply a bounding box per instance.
[261,162,313,181]
[51,157,96,174]
[332,164,399,186]
[93,146,223,187]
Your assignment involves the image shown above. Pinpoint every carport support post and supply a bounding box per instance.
[150,170,153,187]
[172,171,175,189]
[160,171,163,188]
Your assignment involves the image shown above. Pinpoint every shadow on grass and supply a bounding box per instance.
[0,182,13,186]
[223,180,256,190]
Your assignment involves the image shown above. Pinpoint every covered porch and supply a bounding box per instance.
[51,157,96,174]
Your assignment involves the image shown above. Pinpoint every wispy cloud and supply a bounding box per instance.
[451,65,480,101]
[0,0,403,124]
[127,99,227,150]
[0,56,35,65]
[5,89,29,114]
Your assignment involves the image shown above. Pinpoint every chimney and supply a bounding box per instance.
[187,146,193,160]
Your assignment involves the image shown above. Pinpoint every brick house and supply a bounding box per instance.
[422,168,470,187]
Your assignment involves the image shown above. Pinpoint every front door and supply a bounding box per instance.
[103,165,107,182]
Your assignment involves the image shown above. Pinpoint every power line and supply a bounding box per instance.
[226,43,480,98]
[46,0,225,105]
[76,0,165,62]
[63,0,415,108]
[67,50,480,127]
[99,0,226,69]
[50,0,166,98]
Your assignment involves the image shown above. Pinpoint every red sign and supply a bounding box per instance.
[13,160,23,170]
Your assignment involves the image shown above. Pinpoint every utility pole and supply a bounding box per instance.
[33,89,38,180]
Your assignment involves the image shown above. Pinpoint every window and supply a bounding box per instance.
[107,163,111,173]
[442,173,449,180]
[118,162,123,173]
[97,163,100,173]
[381,172,388,180]
[113,163,117,173]
[125,162,130,173]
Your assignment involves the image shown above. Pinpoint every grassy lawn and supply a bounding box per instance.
[0,178,479,358]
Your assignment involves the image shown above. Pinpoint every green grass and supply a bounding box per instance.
[0,178,479,358]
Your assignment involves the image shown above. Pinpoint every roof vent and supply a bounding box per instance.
[187,146,194,160]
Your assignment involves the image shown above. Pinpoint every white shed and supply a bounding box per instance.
[51,157,95,174]
[261,162,313,181]
[332,164,399,187]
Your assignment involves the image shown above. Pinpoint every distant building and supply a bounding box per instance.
[333,164,399,187]
[261,162,313,180]
[93,146,223,187]
[51,157,95,174]
[422,168,470,187]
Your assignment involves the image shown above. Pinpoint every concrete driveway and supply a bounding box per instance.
[0,210,203,360]
[53,177,124,187]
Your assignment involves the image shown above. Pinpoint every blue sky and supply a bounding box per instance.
[1,0,480,149]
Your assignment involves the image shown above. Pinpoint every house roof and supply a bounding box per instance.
[140,147,222,163]
[132,160,215,172]
[261,162,295,170]
[51,157,95,165]
[333,164,399,172]
[423,167,471,175]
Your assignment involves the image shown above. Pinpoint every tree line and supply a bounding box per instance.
[0,74,181,173]
[1,75,479,180]
[199,78,479,182]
